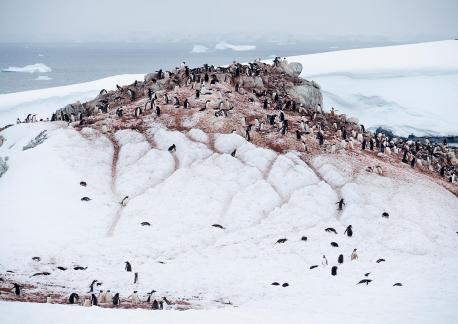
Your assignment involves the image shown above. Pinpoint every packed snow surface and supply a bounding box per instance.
[2,63,52,73]
[289,40,458,136]
[0,122,457,323]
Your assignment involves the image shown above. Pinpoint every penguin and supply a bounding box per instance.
[336,198,345,210]
[245,128,251,142]
[195,89,200,98]
[174,97,180,107]
[330,242,339,247]
[57,266,67,271]
[98,290,105,303]
[152,299,159,310]
[32,272,51,277]
[146,290,156,303]
[89,280,97,293]
[116,107,123,117]
[231,149,236,157]
[91,293,98,306]
[134,272,138,284]
[382,212,389,218]
[271,282,280,286]
[351,249,358,260]
[282,283,289,287]
[357,279,372,285]
[301,236,307,241]
[121,196,129,207]
[263,98,268,109]
[393,283,403,287]
[364,272,371,277]
[164,93,169,104]
[295,130,301,140]
[127,89,136,101]
[325,228,338,234]
[338,254,344,264]
[32,256,41,261]
[13,283,21,296]
[134,106,142,117]
[141,222,151,226]
[276,238,287,244]
[212,224,225,229]
[112,293,120,306]
[184,98,189,109]
[331,266,338,276]
[163,297,172,305]
[168,144,176,152]
[81,197,91,201]
[279,111,285,122]
[125,261,132,272]
[129,290,140,304]
[116,84,122,91]
[69,292,79,304]
[105,290,113,302]
[344,225,353,237]
[310,265,319,269]
[74,266,87,270]
[376,258,386,263]
[155,106,161,117]
[322,255,328,266]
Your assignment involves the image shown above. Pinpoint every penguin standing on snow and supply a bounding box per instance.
[134,272,138,284]
[338,254,344,264]
[184,98,190,109]
[336,198,345,210]
[125,261,132,272]
[322,255,328,267]
[344,225,353,237]
[155,106,161,117]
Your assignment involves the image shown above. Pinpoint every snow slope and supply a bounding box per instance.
[0,74,143,126]
[0,122,457,323]
[288,40,458,136]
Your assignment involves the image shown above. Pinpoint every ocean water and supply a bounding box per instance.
[0,40,402,94]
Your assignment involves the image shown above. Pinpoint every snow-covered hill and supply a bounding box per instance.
[1,120,457,323]
[290,40,458,136]
[1,41,458,324]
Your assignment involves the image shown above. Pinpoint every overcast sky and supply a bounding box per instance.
[0,0,457,42]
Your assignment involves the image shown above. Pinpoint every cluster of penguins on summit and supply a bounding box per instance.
[14,56,457,185]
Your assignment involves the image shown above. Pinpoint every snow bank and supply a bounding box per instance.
[286,40,458,136]
[0,74,143,126]
[215,41,256,51]
[2,63,52,73]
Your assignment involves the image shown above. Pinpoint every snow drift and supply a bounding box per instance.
[285,40,458,137]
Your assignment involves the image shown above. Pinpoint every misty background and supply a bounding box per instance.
[0,0,456,93]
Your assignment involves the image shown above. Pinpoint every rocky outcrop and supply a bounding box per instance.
[287,80,323,110]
